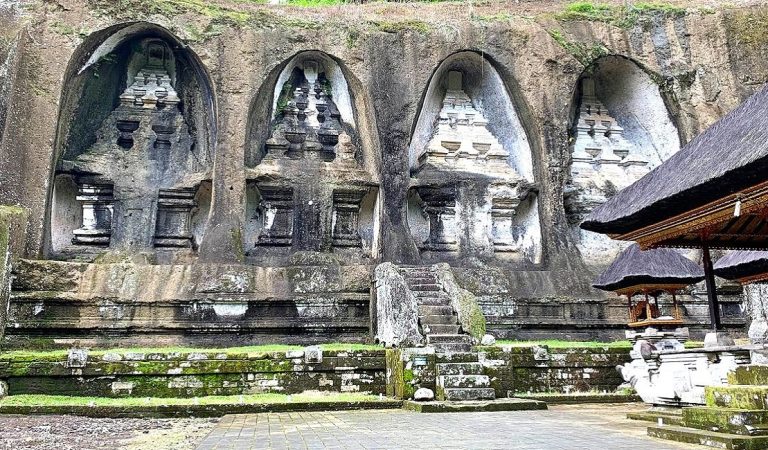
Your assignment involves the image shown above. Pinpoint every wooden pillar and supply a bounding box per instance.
[701,242,722,330]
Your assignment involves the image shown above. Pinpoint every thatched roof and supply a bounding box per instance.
[593,244,704,292]
[714,251,768,281]
[581,84,768,235]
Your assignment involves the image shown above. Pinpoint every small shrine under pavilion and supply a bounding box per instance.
[593,244,702,329]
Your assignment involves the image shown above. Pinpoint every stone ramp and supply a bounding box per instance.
[403,397,546,413]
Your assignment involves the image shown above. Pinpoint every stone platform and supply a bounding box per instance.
[402,397,546,413]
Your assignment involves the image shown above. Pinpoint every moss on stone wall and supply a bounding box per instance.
[0,205,29,351]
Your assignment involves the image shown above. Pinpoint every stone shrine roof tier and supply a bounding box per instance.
[245,160,377,186]
[714,251,768,284]
[593,244,704,295]
[581,84,768,250]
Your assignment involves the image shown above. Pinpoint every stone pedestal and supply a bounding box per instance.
[256,185,294,247]
[72,184,114,246]
[154,188,197,248]
[417,187,458,252]
[490,197,521,253]
[332,189,367,248]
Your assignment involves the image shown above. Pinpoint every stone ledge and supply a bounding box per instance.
[647,424,768,450]
[402,398,546,413]
[515,393,641,404]
[0,399,403,418]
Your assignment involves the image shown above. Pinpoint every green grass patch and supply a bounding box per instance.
[547,29,609,66]
[556,1,686,29]
[369,19,430,34]
[494,339,632,348]
[0,392,383,407]
[0,343,382,361]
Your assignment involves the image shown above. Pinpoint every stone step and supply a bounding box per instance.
[420,315,458,325]
[439,374,490,389]
[436,362,484,376]
[627,408,684,427]
[418,297,452,306]
[683,407,768,436]
[706,385,768,409]
[404,277,438,285]
[408,283,442,292]
[442,388,496,402]
[427,334,471,344]
[435,352,479,363]
[423,324,461,335]
[431,342,472,353]
[412,290,449,298]
[419,305,453,316]
[647,424,768,449]
[729,366,768,386]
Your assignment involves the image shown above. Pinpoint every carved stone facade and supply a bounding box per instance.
[0,14,753,346]
[565,59,681,266]
[245,54,379,261]
[410,68,541,264]
[49,37,212,258]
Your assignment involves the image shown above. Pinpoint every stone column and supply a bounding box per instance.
[490,197,522,252]
[417,187,458,252]
[72,184,113,246]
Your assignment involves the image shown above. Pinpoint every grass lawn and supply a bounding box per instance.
[0,343,382,360]
[0,392,386,407]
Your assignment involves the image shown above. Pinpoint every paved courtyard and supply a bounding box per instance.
[195,403,700,450]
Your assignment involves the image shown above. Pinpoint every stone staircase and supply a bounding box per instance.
[644,365,768,449]
[435,353,496,401]
[400,267,495,402]
[401,267,472,353]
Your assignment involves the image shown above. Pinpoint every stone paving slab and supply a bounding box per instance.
[195,403,702,449]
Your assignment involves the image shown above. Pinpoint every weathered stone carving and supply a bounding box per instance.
[245,52,378,258]
[617,337,751,406]
[72,184,113,246]
[50,37,211,255]
[154,188,196,248]
[418,71,510,170]
[265,60,349,163]
[567,77,650,221]
[409,64,541,263]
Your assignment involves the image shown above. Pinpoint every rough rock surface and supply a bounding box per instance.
[0,0,765,343]
[414,387,435,401]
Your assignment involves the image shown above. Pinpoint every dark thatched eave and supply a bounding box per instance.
[581,84,768,235]
[593,244,704,292]
[714,251,768,281]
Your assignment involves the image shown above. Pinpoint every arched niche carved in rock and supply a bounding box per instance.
[565,55,681,266]
[407,51,542,265]
[47,23,216,260]
[244,51,380,262]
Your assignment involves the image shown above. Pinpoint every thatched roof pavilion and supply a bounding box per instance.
[580,85,768,330]
[594,244,703,327]
[714,251,768,284]
[594,244,704,294]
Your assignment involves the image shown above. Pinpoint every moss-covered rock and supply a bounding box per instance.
[433,264,485,342]
[0,205,29,350]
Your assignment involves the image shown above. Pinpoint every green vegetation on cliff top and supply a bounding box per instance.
[557,1,686,28]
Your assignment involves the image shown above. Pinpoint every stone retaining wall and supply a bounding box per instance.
[387,346,629,400]
[0,349,386,397]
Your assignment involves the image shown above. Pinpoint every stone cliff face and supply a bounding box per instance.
[0,0,765,344]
